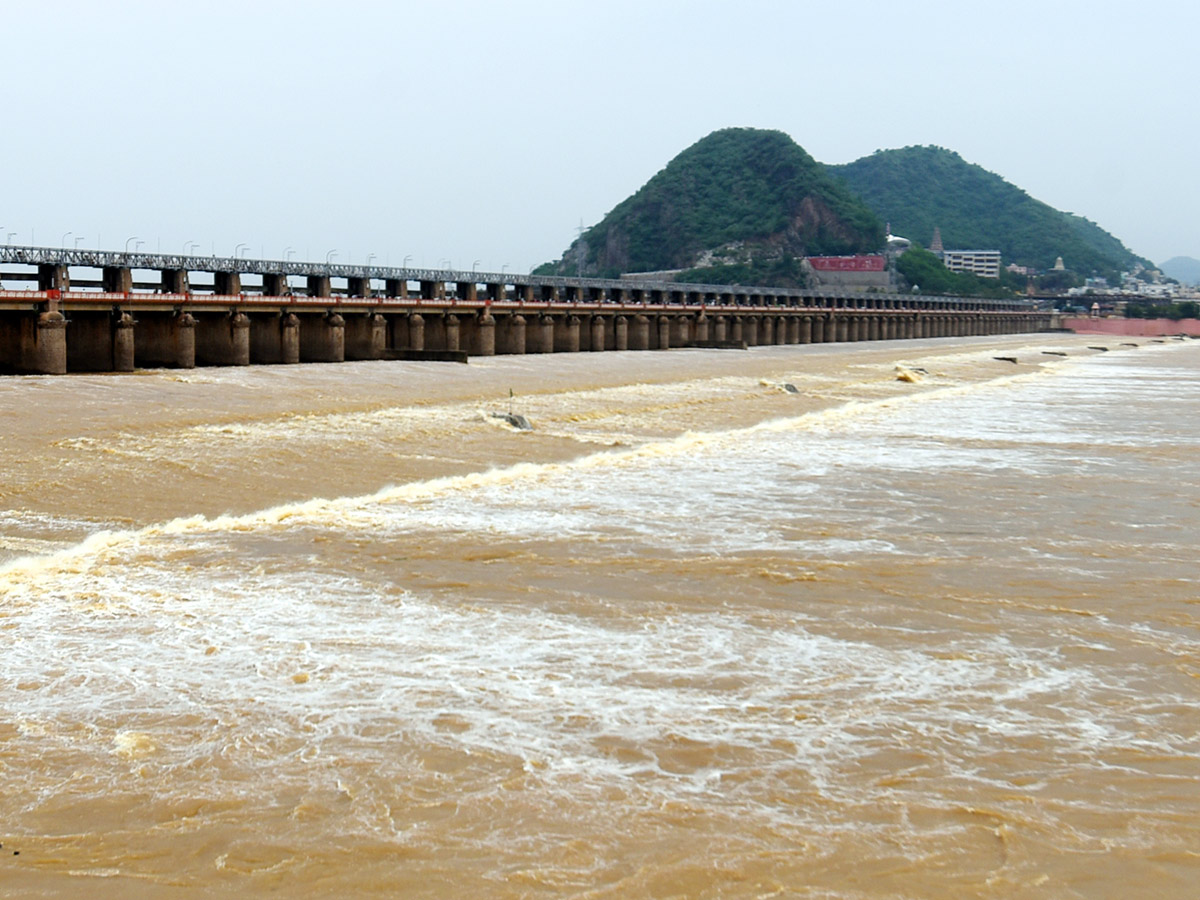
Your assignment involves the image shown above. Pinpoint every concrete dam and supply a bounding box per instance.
[0,245,1052,375]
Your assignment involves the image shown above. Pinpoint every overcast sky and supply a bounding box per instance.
[3,0,1195,272]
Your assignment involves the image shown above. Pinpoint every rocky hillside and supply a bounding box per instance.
[536,128,885,283]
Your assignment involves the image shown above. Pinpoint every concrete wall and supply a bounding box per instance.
[1064,317,1200,337]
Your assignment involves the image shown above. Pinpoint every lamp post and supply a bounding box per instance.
[125,236,140,253]
[325,250,338,264]
[366,253,376,267]
[472,260,480,274]
[402,254,412,268]
[74,236,85,249]
[284,246,295,262]
[234,242,249,259]
[61,231,72,248]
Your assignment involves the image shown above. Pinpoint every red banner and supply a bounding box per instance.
[808,256,886,272]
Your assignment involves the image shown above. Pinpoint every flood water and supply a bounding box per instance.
[2,334,1197,898]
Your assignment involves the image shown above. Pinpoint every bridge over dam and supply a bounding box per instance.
[0,245,1052,375]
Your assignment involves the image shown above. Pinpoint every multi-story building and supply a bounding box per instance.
[942,249,1001,279]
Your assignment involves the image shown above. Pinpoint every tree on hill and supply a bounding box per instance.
[829,146,1150,282]
[895,246,1022,299]
[537,128,885,280]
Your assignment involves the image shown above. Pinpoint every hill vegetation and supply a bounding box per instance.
[829,146,1150,282]
[535,128,885,284]
[536,131,1152,297]
[895,246,1024,299]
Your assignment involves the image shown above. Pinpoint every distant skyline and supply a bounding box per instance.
[4,0,1196,272]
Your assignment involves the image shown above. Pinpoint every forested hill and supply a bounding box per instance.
[829,146,1149,278]
[536,128,885,280]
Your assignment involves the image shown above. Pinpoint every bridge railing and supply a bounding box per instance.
[0,245,1042,311]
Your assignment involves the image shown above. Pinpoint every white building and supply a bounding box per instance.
[943,250,1001,279]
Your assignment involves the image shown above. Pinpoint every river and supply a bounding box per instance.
[2,334,1197,898]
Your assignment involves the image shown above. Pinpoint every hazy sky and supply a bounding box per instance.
[4,0,1195,272]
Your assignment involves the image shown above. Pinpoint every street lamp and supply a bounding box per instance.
[402,254,412,268]
[472,259,481,274]
[5,232,16,245]
[234,242,249,259]
[366,253,376,267]
[284,246,295,262]
[61,231,72,247]
[440,258,452,270]
[325,250,338,264]
[74,236,85,249]
[125,236,140,253]
[135,240,145,253]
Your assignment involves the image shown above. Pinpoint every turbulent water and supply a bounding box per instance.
[1,336,1197,898]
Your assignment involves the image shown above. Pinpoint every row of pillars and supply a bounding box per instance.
[28,263,1033,313]
[0,307,1046,375]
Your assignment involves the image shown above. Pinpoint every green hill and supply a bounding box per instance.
[537,128,885,283]
[829,146,1149,279]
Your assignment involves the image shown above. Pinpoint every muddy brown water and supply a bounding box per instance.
[2,334,1197,898]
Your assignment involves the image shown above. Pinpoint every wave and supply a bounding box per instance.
[2,344,1179,591]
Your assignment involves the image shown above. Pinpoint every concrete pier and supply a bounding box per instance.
[407,313,425,351]
[474,313,496,356]
[195,312,250,366]
[656,315,670,350]
[614,316,628,351]
[136,311,196,369]
[631,314,650,350]
[498,314,525,355]
[262,273,287,296]
[534,315,554,353]
[0,311,67,374]
[103,267,133,294]
[38,264,69,292]
[344,313,386,360]
[65,310,134,372]
[215,271,242,295]
[307,275,331,298]
[555,315,581,352]
[670,315,689,347]
[300,313,345,362]
[589,315,605,351]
